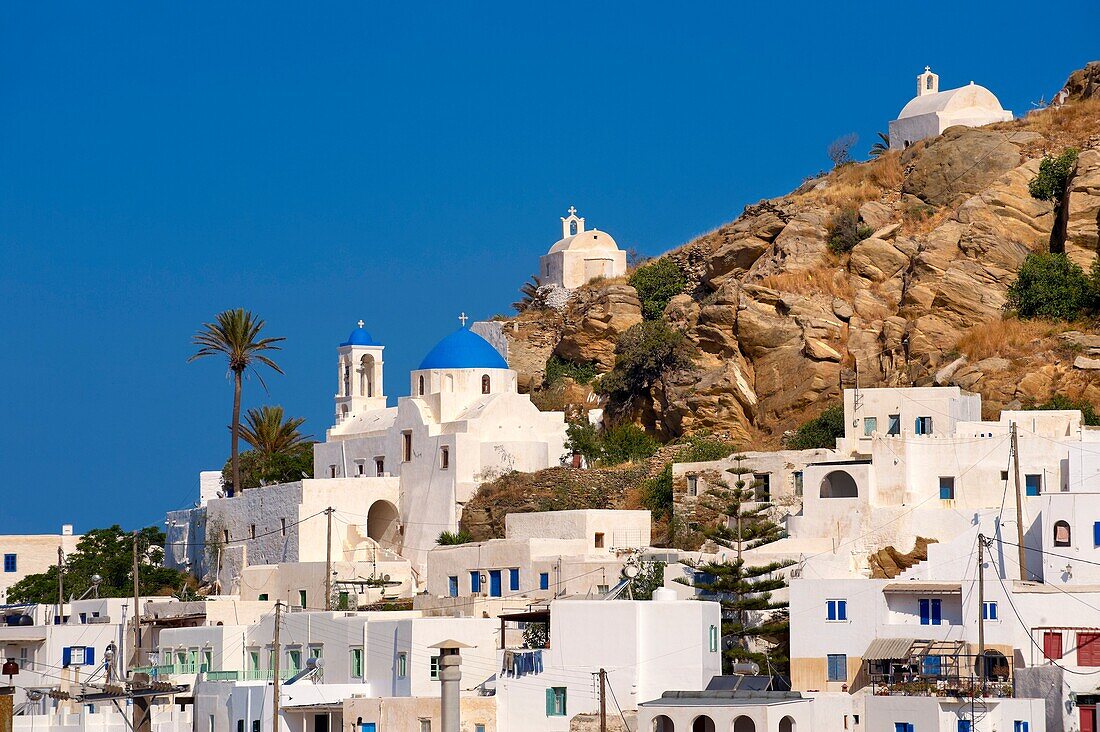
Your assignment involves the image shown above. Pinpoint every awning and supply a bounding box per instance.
[883,582,962,595]
[862,638,916,660]
[498,609,550,623]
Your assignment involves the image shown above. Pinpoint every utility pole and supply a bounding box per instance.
[56,546,64,623]
[272,601,282,732]
[977,534,986,693]
[131,531,142,669]
[598,668,608,732]
[325,508,334,611]
[1011,423,1029,580]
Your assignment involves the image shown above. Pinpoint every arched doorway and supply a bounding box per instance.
[691,716,715,732]
[819,470,858,498]
[366,500,400,547]
[359,355,374,397]
[653,716,674,732]
[977,649,1010,681]
[779,716,795,732]
[733,716,756,732]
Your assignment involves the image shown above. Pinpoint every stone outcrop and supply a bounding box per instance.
[498,67,1100,448]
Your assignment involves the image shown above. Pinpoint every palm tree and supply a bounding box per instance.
[189,309,285,494]
[869,131,890,158]
[236,405,312,458]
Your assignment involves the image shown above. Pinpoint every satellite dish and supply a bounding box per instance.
[91,574,103,585]
[623,564,639,579]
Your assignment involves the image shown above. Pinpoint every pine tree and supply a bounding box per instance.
[685,455,794,674]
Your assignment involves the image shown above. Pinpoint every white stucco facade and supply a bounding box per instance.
[539,207,627,289]
[0,525,80,604]
[888,67,1012,150]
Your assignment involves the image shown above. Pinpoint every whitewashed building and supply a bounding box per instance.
[0,525,80,605]
[888,67,1013,150]
[539,207,627,290]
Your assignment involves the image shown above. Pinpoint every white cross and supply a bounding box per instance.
[459,312,468,327]
[567,205,577,216]
[357,319,365,329]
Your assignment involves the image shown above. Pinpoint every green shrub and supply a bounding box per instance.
[565,422,658,467]
[1027,394,1100,426]
[827,209,874,254]
[601,424,660,465]
[1005,253,1092,321]
[598,321,697,402]
[629,258,687,320]
[641,463,674,519]
[678,432,735,462]
[437,530,472,545]
[787,404,844,450]
[544,355,599,386]
[1029,149,1079,203]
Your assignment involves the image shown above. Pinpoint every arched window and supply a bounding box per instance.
[652,716,675,732]
[342,363,351,396]
[820,470,859,498]
[418,375,425,396]
[341,404,349,418]
[570,221,578,236]
[691,716,715,732]
[926,75,934,90]
[733,716,755,732]
[1054,520,1071,547]
[482,374,491,394]
[360,355,373,397]
[780,716,796,732]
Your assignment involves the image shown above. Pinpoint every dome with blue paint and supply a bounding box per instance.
[341,321,379,347]
[419,326,508,370]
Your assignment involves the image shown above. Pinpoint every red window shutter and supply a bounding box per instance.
[1044,632,1064,660]
[1078,633,1100,666]
[1081,706,1096,732]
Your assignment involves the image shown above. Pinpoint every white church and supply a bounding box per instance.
[888,66,1013,150]
[166,318,568,593]
[539,206,627,289]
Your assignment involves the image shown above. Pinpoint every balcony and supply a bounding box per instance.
[242,669,294,681]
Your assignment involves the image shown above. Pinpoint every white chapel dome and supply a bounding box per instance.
[896,82,1006,120]
[547,228,620,255]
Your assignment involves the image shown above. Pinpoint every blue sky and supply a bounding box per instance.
[1,2,1096,534]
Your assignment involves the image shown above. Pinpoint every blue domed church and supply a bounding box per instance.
[314,318,568,574]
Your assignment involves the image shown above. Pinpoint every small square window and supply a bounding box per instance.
[329,464,337,478]
[687,475,698,497]
[982,601,998,621]
[298,589,307,608]
[430,655,440,681]
[939,476,955,500]
[3,554,16,573]
[863,417,877,436]
[375,458,385,476]
[547,687,567,716]
[440,447,450,470]
[397,652,408,679]
[887,414,901,435]
[1025,474,1041,497]
[594,532,605,549]
[539,572,549,590]
[826,599,848,621]
[448,576,459,597]
[402,432,413,462]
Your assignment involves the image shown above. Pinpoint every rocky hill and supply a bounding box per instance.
[501,63,1100,447]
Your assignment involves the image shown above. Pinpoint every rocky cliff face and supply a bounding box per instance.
[503,66,1100,446]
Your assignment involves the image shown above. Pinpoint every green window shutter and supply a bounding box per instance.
[545,688,554,716]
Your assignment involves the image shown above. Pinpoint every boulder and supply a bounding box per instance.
[1074,356,1100,370]
[1067,149,1100,257]
[554,284,643,369]
[903,128,1036,206]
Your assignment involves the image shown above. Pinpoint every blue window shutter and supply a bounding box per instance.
[1094,522,1100,547]
[86,647,95,666]
[931,599,942,625]
[919,599,930,625]
[839,600,847,621]
[470,571,480,593]
[959,720,971,732]
[545,688,554,716]
[827,601,836,621]
[539,573,549,590]
[448,576,458,597]
[62,647,72,667]
[990,603,998,621]
[510,568,520,591]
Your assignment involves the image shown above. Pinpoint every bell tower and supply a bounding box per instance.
[560,205,585,238]
[334,320,386,423]
[917,66,939,97]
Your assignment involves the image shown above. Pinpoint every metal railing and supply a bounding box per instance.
[242,669,294,681]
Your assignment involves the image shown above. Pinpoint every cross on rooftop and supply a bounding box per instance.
[357,320,365,329]
[459,312,468,327]
[567,206,577,216]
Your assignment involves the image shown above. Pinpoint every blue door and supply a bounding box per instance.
[489,570,502,597]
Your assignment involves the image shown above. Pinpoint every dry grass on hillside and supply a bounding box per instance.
[994,98,1100,152]
[953,317,1071,361]
[758,262,853,299]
